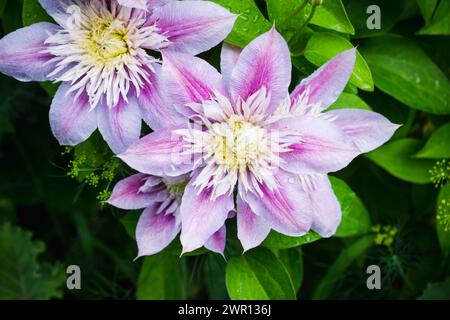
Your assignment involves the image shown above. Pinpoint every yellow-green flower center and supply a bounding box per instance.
[211,119,266,171]
[165,180,189,198]
[86,20,129,63]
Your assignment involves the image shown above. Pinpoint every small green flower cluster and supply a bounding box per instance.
[67,149,121,203]
[372,225,398,247]
[429,159,450,188]
[437,199,450,232]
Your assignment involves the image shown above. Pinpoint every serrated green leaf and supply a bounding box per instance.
[416,123,450,159]
[226,247,296,300]
[210,0,271,47]
[304,32,374,91]
[0,224,64,300]
[137,252,185,300]
[365,138,436,184]
[22,0,54,26]
[330,177,372,237]
[360,35,450,114]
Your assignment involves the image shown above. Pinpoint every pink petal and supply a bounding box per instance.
[108,174,169,210]
[290,49,356,113]
[230,27,291,114]
[97,95,142,154]
[306,174,341,237]
[118,125,194,177]
[38,0,72,25]
[275,116,360,174]
[0,22,60,82]
[204,225,226,255]
[152,1,237,55]
[136,204,180,257]
[180,179,234,253]
[220,43,241,90]
[161,51,226,117]
[237,195,271,252]
[239,169,313,237]
[138,65,185,130]
[49,83,97,147]
[326,109,400,153]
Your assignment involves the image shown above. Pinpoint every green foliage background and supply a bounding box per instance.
[0,0,449,300]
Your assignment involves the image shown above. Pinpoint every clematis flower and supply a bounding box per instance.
[0,0,236,153]
[108,173,228,257]
[118,28,399,254]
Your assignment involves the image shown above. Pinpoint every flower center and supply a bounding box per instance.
[165,180,189,198]
[86,20,129,62]
[210,117,267,171]
[43,1,168,108]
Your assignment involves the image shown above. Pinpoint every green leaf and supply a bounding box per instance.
[312,234,375,299]
[263,230,321,249]
[304,32,374,91]
[309,0,354,35]
[419,278,450,300]
[327,92,371,111]
[22,0,54,26]
[330,177,372,237]
[276,247,303,292]
[226,247,296,300]
[360,35,450,114]
[416,123,450,159]
[210,0,271,47]
[436,185,450,258]
[266,0,306,32]
[206,253,229,299]
[137,252,185,300]
[119,211,141,239]
[416,0,438,23]
[0,224,64,300]
[365,138,436,184]
[418,0,450,35]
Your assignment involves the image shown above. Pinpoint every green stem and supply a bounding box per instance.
[279,0,309,31]
[288,3,318,47]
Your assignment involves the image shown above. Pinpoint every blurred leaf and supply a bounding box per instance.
[263,230,321,249]
[328,92,371,111]
[310,0,354,35]
[276,247,303,291]
[437,184,450,258]
[312,234,375,299]
[22,0,54,26]
[344,0,413,38]
[304,32,374,91]
[366,138,436,184]
[137,252,185,300]
[416,123,450,159]
[210,0,271,47]
[0,224,64,300]
[416,0,438,23]
[419,278,450,299]
[0,198,15,224]
[119,211,141,239]
[418,0,450,35]
[2,0,23,33]
[226,247,296,300]
[330,177,372,237]
[0,0,7,17]
[360,35,450,114]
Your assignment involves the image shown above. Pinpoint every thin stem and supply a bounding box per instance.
[279,0,309,31]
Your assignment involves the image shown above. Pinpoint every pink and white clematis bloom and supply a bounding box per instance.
[0,0,236,153]
[108,173,229,256]
[117,28,399,255]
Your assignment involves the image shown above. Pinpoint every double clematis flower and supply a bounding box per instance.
[0,0,236,153]
[112,28,399,255]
